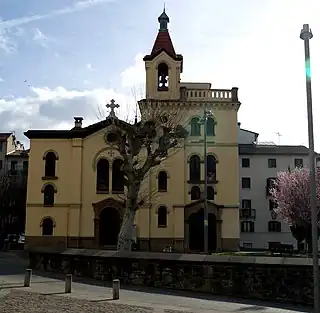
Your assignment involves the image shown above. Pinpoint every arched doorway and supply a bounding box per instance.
[99,207,121,246]
[188,208,217,252]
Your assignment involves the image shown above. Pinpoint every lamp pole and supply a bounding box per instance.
[203,110,208,254]
[202,109,212,254]
[300,24,319,313]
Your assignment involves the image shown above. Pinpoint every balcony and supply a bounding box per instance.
[240,208,256,220]
[180,87,239,102]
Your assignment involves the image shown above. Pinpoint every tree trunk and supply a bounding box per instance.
[117,208,136,252]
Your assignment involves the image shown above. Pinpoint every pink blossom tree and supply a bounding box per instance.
[270,167,320,252]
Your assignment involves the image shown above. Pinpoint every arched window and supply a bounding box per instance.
[44,151,57,177]
[158,63,169,91]
[158,171,168,192]
[42,217,54,236]
[43,184,55,206]
[112,159,124,192]
[190,186,201,200]
[207,155,217,183]
[158,206,167,227]
[96,159,109,192]
[207,186,215,200]
[206,118,215,136]
[189,155,201,182]
[190,117,200,136]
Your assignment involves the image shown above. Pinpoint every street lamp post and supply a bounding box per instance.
[300,24,319,313]
[201,109,212,254]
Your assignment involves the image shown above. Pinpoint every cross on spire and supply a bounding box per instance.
[106,99,119,118]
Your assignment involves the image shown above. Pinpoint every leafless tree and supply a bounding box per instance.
[101,97,187,251]
[0,170,27,242]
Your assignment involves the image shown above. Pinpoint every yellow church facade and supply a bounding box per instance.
[24,10,241,253]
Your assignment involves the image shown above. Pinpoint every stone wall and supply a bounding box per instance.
[28,248,314,306]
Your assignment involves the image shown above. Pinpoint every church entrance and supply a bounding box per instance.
[99,207,121,247]
[188,207,217,252]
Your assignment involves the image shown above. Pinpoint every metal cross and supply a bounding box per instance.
[108,150,115,157]
[106,99,119,118]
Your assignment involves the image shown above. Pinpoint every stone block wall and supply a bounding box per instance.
[28,249,314,306]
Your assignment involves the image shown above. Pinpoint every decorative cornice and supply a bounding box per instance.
[27,203,81,208]
[139,99,241,111]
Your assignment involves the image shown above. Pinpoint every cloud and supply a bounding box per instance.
[121,53,145,89]
[86,63,96,71]
[0,0,114,30]
[33,28,51,48]
[0,77,4,82]
[0,86,135,145]
[0,28,16,53]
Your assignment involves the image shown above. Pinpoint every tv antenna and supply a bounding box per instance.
[273,132,282,145]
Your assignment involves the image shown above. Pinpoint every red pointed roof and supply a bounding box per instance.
[151,31,176,58]
[143,10,183,64]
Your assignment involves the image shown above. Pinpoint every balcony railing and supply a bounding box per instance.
[240,208,256,219]
[180,87,239,102]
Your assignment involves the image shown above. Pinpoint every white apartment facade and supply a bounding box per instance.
[238,124,312,250]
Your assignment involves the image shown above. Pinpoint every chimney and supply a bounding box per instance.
[74,117,83,128]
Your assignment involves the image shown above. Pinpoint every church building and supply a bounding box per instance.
[24,10,241,253]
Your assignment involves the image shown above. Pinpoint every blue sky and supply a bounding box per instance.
[0,0,319,149]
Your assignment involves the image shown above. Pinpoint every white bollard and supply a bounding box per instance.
[112,279,120,300]
[65,274,72,293]
[24,269,32,287]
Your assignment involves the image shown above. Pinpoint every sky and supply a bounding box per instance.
[0,0,319,149]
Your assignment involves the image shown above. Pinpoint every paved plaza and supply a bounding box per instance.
[0,252,309,312]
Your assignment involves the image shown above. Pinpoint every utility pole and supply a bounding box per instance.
[300,23,319,313]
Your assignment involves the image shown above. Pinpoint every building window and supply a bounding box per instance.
[43,184,55,206]
[41,217,54,236]
[268,158,277,168]
[241,177,251,189]
[158,171,168,192]
[190,117,201,136]
[44,151,57,177]
[206,118,215,136]
[0,160,3,170]
[207,155,217,183]
[157,206,167,227]
[207,186,215,200]
[266,177,276,196]
[190,186,201,200]
[242,199,251,209]
[112,159,124,192]
[96,159,109,192]
[294,158,303,168]
[10,160,17,171]
[23,161,28,171]
[189,155,201,182]
[242,242,252,249]
[268,221,281,232]
[269,200,277,210]
[241,221,254,232]
[242,158,250,168]
[0,141,3,152]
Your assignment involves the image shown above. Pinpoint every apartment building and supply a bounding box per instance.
[0,133,17,172]
[5,149,29,176]
[238,124,312,250]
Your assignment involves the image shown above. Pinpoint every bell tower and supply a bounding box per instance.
[143,9,183,100]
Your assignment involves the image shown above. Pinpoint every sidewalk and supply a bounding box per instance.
[0,273,308,313]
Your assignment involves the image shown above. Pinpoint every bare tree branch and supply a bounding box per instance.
[99,95,188,252]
